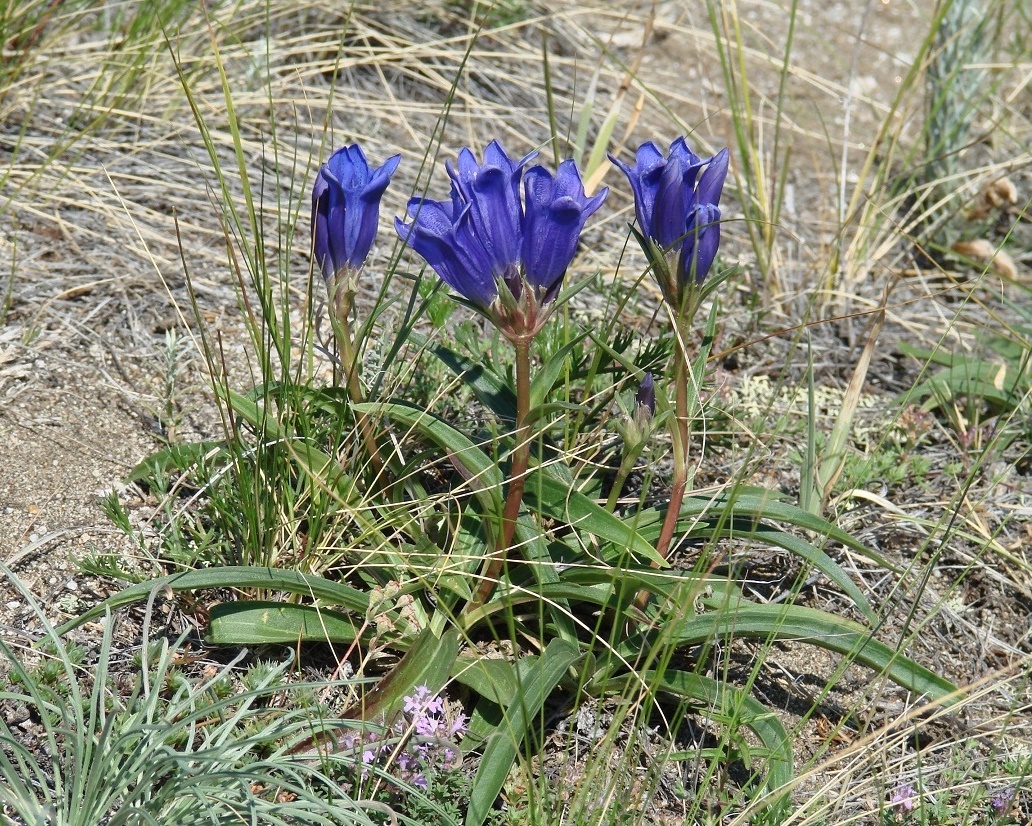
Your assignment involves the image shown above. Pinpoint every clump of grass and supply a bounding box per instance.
[0,564,405,825]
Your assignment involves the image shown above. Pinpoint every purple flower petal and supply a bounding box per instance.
[679,203,721,286]
[395,203,498,310]
[608,140,664,235]
[312,144,400,278]
[521,161,607,294]
[697,147,729,208]
[400,141,601,337]
[610,137,728,294]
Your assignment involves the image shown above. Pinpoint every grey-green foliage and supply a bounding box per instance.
[0,564,388,826]
[925,0,997,184]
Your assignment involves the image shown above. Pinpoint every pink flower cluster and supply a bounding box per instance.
[341,684,468,792]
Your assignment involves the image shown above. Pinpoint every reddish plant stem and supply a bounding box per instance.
[471,336,532,608]
[655,317,691,560]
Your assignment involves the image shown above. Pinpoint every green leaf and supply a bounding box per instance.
[357,401,504,524]
[562,565,744,607]
[345,628,461,722]
[898,342,1029,410]
[466,639,580,826]
[636,487,902,576]
[412,333,517,422]
[628,603,958,705]
[511,513,579,644]
[207,601,361,644]
[524,468,667,567]
[58,567,370,637]
[127,440,228,484]
[529,332,589,409]
[683,518,876,623]
[452,656,520,706]
[719,490,897,567]
[523,400,584,427]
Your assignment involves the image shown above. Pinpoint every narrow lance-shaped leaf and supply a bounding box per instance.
[528,331,589,409]
[623,603,958,705]
[523,468,668,567]
[466,639,580,826]
[58,567,370,637]
[207,601,362,645]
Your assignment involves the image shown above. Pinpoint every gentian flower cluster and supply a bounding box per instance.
[609,138,729,310]
[311,136,727,332]
[395,140,607,341]
[338,685,467,793]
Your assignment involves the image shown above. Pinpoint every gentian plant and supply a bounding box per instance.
[397,140,606,605]
[80,135,959,825]
[312,143,400,471]
[611,138,730,559]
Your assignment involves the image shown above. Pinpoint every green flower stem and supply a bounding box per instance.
[655,314,692,560]
[606,445,646,512]
[329,274,384,477]
[471,335,533,608]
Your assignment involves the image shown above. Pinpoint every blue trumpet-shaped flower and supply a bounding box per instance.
[635,372,656,423]
[312,144,401,281]
[396,140,607,340]
[609,138,728,305]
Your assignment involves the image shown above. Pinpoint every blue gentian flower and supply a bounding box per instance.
[609,138,728,305]
[312,144,401,281]
[396,140,607,340]
[635,372,656,422]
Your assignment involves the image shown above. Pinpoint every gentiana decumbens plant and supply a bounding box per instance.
[66,136,960,823]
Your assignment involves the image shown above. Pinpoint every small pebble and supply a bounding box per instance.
[64,580,78,591]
